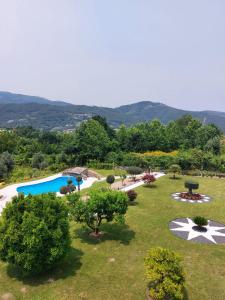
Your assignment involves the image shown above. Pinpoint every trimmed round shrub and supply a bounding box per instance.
[127,189,137,202]
[106,175,115,185]
[193,216,208,227]
[185,180,199,194]
[0,193,70,275]
[145,247,185,300]
[60,185,68,195]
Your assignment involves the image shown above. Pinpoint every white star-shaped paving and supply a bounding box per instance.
[171,218,225,244]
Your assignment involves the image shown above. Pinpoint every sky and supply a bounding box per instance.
[0,0,224,111]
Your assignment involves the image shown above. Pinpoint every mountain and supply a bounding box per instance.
[0,91,69,106]
[0,92,225,131]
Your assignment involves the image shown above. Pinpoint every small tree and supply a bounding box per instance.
[0,193,70,275]
[127,189,137,202]
[142,174,156,186]
[168,164,181,179]
[145,247,185,300]
[72,189,128,235]
[106,175,115,187]
[185,181,199,195]
[76,175,83,192]
[127,167,143,181]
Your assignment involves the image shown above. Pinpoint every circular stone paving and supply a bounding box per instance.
[171,192,212,204]
[169,218,225,244]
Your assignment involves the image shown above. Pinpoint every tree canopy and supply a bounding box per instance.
[0,193,71,275]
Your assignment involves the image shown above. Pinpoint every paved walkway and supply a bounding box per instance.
[120,172,165,191]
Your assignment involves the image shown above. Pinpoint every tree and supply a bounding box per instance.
[168,164,181,179]
[185,181,199,195]
[72,190,128,235]
[75,119,110,164]
[127,167,143,181]
[0,159,7,180]
[32,152,47,169]
[127,190,137,202]
[0,193,70,275]
[106,175,115,187]
[142,174,156,186]
[76,175,83,192]
[0,152,14,172]
[145,247,185,300]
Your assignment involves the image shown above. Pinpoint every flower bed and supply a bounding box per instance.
[179,192,203,200]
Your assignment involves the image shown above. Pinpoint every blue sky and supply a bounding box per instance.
[0,0,224,110]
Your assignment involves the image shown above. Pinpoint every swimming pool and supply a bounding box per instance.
[17,176,83,195]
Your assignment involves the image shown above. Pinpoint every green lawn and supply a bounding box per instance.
[0,175,225,300]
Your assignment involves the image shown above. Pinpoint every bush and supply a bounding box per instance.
[144,247,185,300]
[127,166,143,181]
[106,174,115,186]
[127,189,137,202]
[185,180,199,194]
[0,193,70,275]
[193,216,208,227]
[142,174,156,185]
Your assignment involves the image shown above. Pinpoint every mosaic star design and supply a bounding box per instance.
[170,218,225,244]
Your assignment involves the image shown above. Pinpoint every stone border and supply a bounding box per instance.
[169,218,225,244]
[171,192,212,204]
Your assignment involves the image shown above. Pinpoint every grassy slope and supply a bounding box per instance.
[0,175,225,300]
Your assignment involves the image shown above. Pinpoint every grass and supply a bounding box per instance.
[0,175,225,299]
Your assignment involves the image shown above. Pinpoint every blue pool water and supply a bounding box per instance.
[17,176,83,195]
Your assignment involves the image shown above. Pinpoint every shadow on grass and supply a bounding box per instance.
[183,287,189,300]
[74,223,135,245]
[128,201,138,206]
[7,247,83,286]
[142,184,157,189]
[169,177,182,180]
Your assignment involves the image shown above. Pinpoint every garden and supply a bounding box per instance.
[0,175,225,300]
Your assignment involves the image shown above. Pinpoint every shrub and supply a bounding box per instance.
[144,247,185,300]
[106,175,115,186]
[142,174,156,185]
[60,185,69,195]
[0,193,70,275]
[185,180,199,194]
[193,216,208,227]
[127,166,143,181]
[127,189,137,202]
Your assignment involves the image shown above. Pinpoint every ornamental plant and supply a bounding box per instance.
[184,181,199,195]
[193,216,208,228]
[144,247,185,300]
[76,175,83,192]
[127,167,143,181]
[106,175,115,187]
[127,189,137,202]
[142,174,156,186]
[72,189,128,235]
[0,193,70,275]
